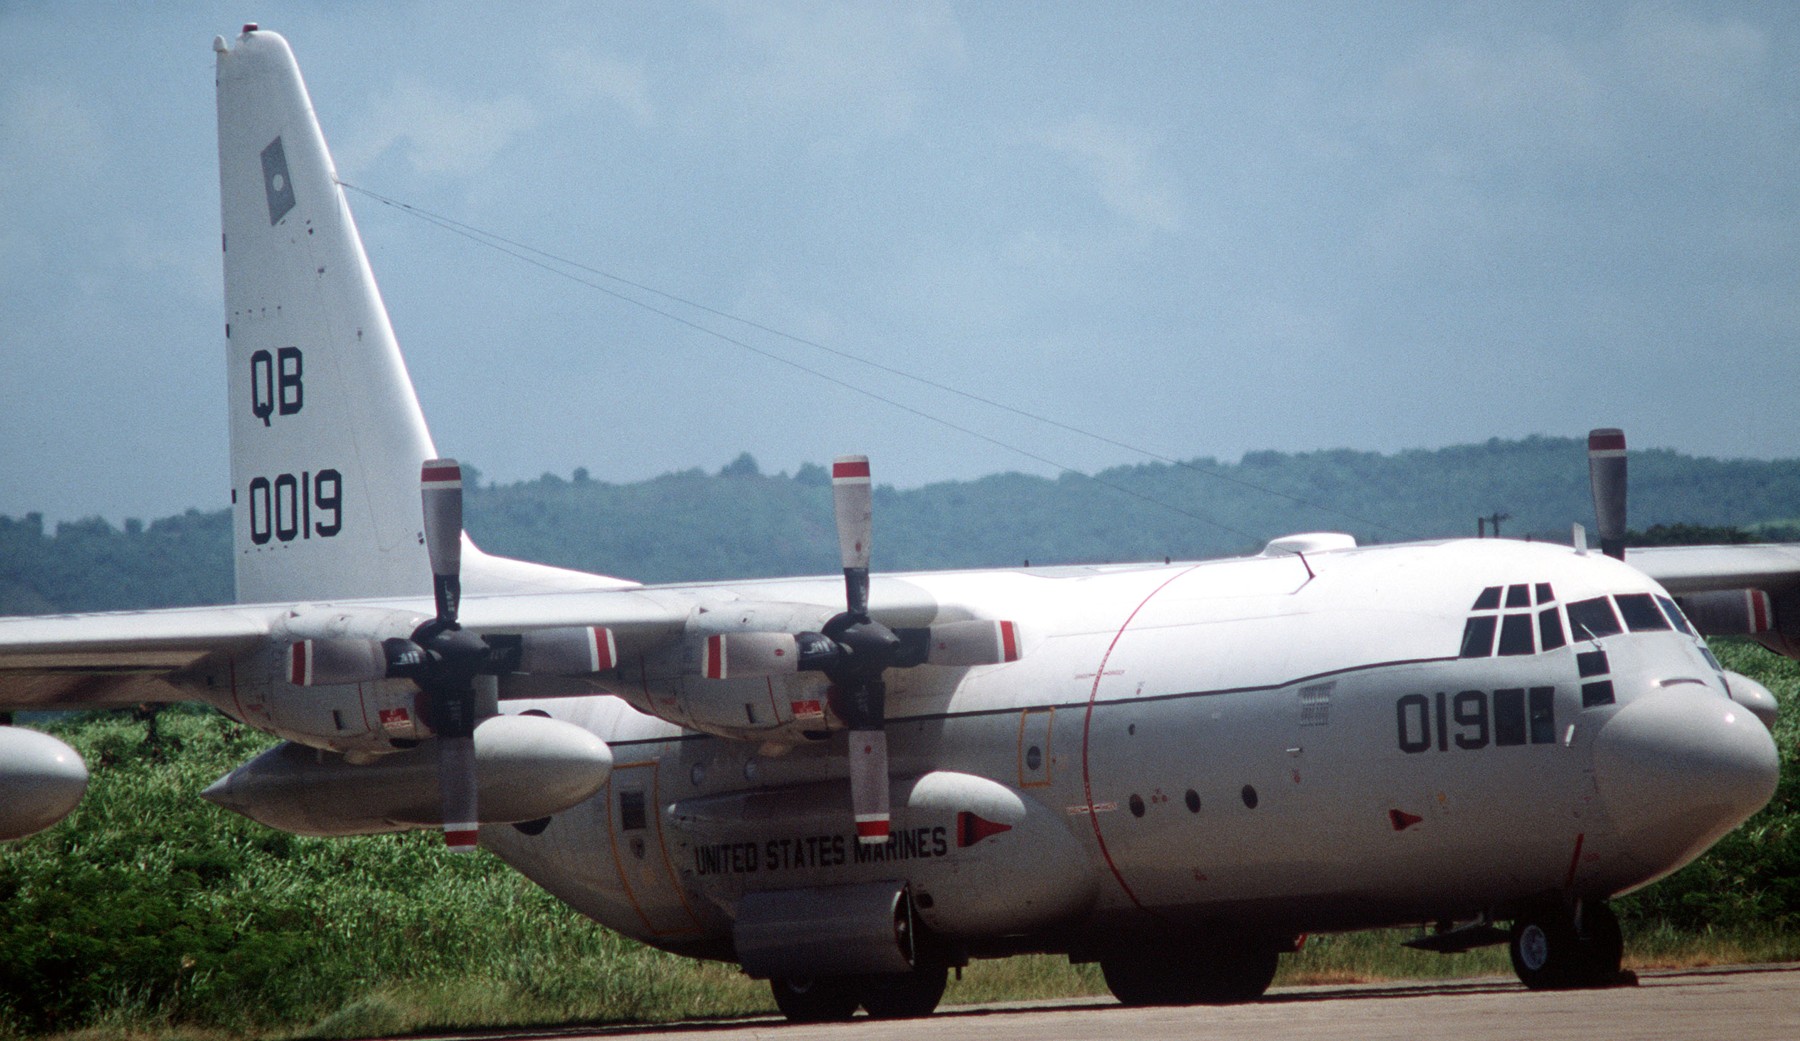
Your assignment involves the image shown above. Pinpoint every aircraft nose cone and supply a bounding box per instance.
[1593,685,1779,875]
[0,728,90,840]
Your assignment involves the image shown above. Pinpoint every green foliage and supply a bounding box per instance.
[0,713,769,1039]
[1613,640,1800,936]
[0,511,230,615]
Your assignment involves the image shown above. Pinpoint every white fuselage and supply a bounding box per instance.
[470,537,1776,958]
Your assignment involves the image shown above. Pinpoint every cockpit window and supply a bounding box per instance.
[1497,613,1535,656]
[1615,593,1671,632]
[1538,607,1566,651]
[1462,582,1561,657]
[1566,597,1622,640]
[1460,615,1498,657]
[1656,595,1696,636]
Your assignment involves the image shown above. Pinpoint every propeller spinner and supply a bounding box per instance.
[285,459,618,851]
[698,456,1022,844]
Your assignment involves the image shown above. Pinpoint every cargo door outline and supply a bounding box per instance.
[605,761,703,937]
[1018,707,1055,788]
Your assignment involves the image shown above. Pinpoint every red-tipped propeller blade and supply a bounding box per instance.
[419,458,479,850]
[848,727,890,844]
[832,456,873,617]
[1587,429,1628,561]
[421,459,464,625]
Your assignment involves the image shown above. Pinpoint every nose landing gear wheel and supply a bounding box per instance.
[1509,901,1624,990]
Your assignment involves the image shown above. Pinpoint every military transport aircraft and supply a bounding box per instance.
[0,26,1791,1021]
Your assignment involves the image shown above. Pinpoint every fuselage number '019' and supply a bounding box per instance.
[247,469,342,544]
[1395,688,1557,753]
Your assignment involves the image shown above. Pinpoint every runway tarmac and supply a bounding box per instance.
[416,962,1800,1041]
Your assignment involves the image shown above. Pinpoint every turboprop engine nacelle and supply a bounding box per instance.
[201,714,611,837]
[0,727,89,840]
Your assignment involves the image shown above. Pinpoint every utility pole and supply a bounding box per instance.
[1478,511,1511,538]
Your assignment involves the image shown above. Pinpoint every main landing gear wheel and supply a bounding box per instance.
[1509,902,1624,990]
[769,976,859,1022]
[1100,935,1279,1005]
[857,965,949,1019]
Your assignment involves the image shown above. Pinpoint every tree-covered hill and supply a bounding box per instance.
[7,435,1800,615]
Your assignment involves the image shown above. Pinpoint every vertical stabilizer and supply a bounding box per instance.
[216,28,434,604]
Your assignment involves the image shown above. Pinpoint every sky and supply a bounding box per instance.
[2,1,1798,524]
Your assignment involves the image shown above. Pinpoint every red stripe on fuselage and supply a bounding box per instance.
[1080,564,1203,912]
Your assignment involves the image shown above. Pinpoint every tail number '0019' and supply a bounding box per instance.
[1395,688,1557,753]
[247,469,342,544]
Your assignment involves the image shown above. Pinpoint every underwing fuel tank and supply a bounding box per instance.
[201,714,611,837]
[0,727,89,840]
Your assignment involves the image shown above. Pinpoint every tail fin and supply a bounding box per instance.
[217,27,435,604]
[216,28,635,602]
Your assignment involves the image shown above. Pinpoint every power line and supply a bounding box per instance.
[339,180,1413,543]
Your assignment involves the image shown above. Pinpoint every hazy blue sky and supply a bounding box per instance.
[3,2,1797,523]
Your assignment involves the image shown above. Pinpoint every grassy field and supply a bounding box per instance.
[2,640,1795,1041]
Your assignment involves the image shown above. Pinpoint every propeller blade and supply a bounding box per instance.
[848,727,890,844]
[832,456,872,616]
[434,685,479,852]
[836,677,890,844]
[895,620,1022,667]
[438,733,479,852]
[1587,429,1627,561]
[421,459,464,624]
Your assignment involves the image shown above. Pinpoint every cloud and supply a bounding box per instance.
[696,0,967,141]
[1620,5,1768,110]
[1040,115,1184,233]
[1375,32,1609,168]
[339,77,538,177]
[548,48,656,126]
[0,82,105,189]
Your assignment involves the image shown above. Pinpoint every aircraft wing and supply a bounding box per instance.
[0,606,277,708]
[1625,544,1800,596]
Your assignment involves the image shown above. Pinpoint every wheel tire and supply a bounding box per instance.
[1101,934,1278,1006]
[1101,951,1190,1005]
[770,976,859,1023]
[858,966,949,1019]
[1193,946,1278,1004]
[1571,902,1624,987]
[1511,903,1625,990]
[1510,915,1577,990]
